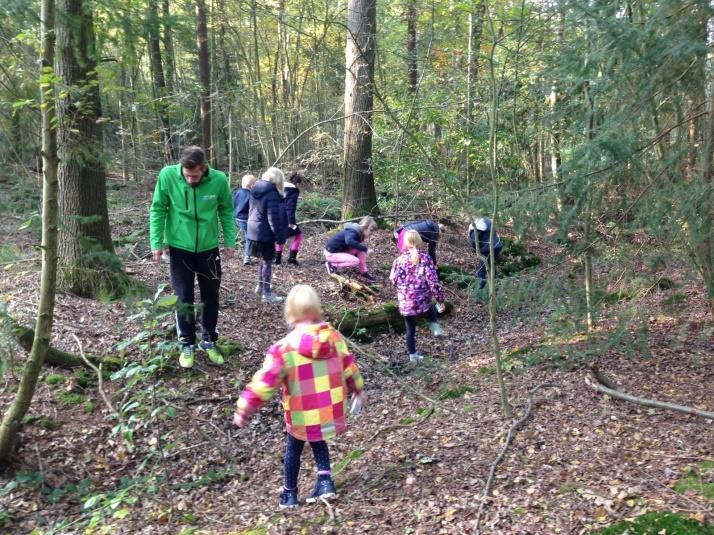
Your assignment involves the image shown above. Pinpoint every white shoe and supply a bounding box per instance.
[409,352,424,363]
[429,322,444,337]
[261,292,285,304]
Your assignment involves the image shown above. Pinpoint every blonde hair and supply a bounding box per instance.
[359,216,378,237]
[262,167,285,196]
[402,230,423,265]
[284,284,322,325]
[241,173,257,189]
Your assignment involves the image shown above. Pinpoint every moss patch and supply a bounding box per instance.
[596,511,714,534]
[675,461,714,502]
[58,391,86,405]
[45,374,67,387]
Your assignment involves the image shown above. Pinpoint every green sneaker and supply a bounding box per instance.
[200,341,224,365]
[179,345,195,368]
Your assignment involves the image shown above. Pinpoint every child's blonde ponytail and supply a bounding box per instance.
[402,230,423,266]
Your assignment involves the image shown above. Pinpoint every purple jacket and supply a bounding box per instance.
[389,250,445,317]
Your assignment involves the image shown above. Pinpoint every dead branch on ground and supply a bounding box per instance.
[586,367,714,420]
[473,383,552,534]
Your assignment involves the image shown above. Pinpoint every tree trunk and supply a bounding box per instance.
[583,80,596,332]
[196,0,212,162]
[56,0,119,298]
[147,0,174,162]
[549,1,565,212]
[0,0,59,463]
[342,0,379,219]
[466,0,485,197]
[406,0,417,94]
[162,0,177,94]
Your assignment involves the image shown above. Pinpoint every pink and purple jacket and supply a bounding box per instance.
[389,250,445,317]
[236,322,364,442]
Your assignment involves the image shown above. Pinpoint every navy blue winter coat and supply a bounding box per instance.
[397,220,440,244]
[247,180,285,244]
[325,222,367,253]
[469,218,502,256]
[232,188,251,221]
[280,182,301,238]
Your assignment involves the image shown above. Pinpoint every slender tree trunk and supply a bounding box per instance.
[406,0,417,94]
[56,0,118,298]
[0,0,59,463]
[583,80,596,332]
[466,0,485,197]
[342,0,379,218]
[485,7,511,418]
[147,0,174,162]
[162,0,177,94]
[550,1,564,212]
[196,0,212,162]
[252,0,269,162]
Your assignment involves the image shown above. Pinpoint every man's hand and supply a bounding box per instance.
[223,248,235,260]
[152,250,162,264]
[233,412,248,428]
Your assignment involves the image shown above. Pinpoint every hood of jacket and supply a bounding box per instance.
[252,179,281,200]
[343,222,363,239]
[288,322,339,360]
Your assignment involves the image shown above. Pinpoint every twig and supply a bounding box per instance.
[369,407,434,441]
[473,382,551,534]
[586,371,714,421]
[72,334,119,418]
[298,211,432,226]
[319,496,336,522]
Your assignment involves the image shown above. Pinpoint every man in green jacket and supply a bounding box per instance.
[150,146,236,368]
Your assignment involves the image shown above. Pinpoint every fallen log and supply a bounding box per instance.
[586,368,714,421]
[327,301,453,338]
[6,315,121,370]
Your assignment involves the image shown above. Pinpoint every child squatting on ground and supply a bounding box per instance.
[323,216,379,283]
[233,284,366,509]
[389,230,446,363]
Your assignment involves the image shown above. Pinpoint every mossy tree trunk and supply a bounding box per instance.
[0,0,59,463]
[56,0,120,298]
[342,0,379,219]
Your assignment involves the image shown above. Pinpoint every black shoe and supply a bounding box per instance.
[361,272,377,284]
[279,488,299,509]
[306,476,337,503]
[274,251,282,265]
[287,250,299,266]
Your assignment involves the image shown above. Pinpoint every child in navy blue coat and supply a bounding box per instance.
[275,173,304,266]
[394,220,444,265]
[468,217,503,289]
[324,216,378,283]
[233,173,257,265]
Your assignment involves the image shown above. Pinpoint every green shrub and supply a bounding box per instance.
[297,192,341,222]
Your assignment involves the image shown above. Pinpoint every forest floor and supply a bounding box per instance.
[0,176,712,534]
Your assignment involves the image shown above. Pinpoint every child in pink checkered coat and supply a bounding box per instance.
[233,284,365,509]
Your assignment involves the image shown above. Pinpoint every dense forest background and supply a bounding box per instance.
[0,0,712,533]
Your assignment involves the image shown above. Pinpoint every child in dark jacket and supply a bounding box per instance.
[394,219,444,265]
[390,230,446,363]
[275,173,304,266]
[247,167,286,304]
[324,216,379,283]
[233,173,257,265]
[233,284,365,509]
[468,217,503,289]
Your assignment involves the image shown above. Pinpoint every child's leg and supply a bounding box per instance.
[260,245,274,294]
[284,434,306,490]
[324,251,360,269]
[428,241,437,265]
[404,316,416,354]
[309,440,331,475]
[347,248,368,273]
[290,232,303,252]
[426,306,437,324]
[476,257,487,289]
[275,243,284,253]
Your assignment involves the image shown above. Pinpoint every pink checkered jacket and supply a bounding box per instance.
[236,322,364,441]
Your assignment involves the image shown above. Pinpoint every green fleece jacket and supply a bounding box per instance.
[149,164,237,253]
